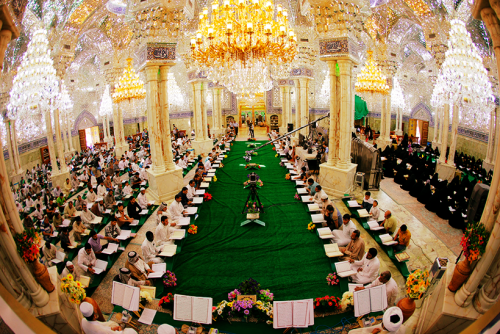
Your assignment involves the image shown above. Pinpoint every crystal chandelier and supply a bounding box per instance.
[99,85,113,117]
[391,78,405,111]
[8,28,59,141]
[112,58,146,104]
[190,0,297,96]
[167,73,185,112]
[58,81,73,113]
[355,51,389,109]
[313,2,362,34]
[132,6,184,42]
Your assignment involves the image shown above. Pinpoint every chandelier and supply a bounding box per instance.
[190,0,297,96]
[99,85,113,117]
[112,58,146,104]
[355,51,389,109]
[313,2,362,34]
[391,78,405,111]
[133,6,184,42]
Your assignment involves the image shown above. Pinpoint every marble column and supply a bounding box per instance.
[494,107,499,162]
[293,80,301,138]
[45,111,59,176]
[62,117,69,153]
[190,81,212,155]
[380,95,386,140]
[326,60,339,166]
[145,65,164,173]
[484,109,496,171]
[337,60,352,169]
[68,119,75,152]
[435,103,456,181]
[193,82,204,140]
[432,108,439,148]
[202,83,209,140]
[211,87,222,137]
[159,65,175,170]
[53,108,67,173]
[279,85,289,135]
[0,251,30,308]
[474,249,500,313]
[118,103,126,147]
[399,107,403,133]
[385,94,392,139]
[447,104,460,166]
[102,116,109,143]
[437,106,444,148]
[297,78,310,137]
[4,119,15,175]
[439,104,450,163]
[9,120,22,175]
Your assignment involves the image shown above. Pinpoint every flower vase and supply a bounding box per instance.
[397,297,416,323]
[448,259,472,292]
[29,259,55,292]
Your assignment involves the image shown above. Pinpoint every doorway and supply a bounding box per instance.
[408,119,429,145]
[78,126,100,150]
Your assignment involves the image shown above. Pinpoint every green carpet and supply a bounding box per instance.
[172,141,341,302]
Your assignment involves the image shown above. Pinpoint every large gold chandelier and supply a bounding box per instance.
[112,58,146,104]
[190,0,297,96]
[355,51,389,109]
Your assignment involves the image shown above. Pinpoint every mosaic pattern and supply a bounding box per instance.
[290,67,313,78]
[146,43,176,61]
[277,79,295,86]
[272,85,281,107]
[310,109,329,115]
[170,111,194,119]
[319,37,361,63]
[73,110,98,132]
[409,102,434,127]
[187,70,208,82]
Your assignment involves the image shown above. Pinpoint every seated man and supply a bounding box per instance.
[141,231,164,264]
[118,267,151,287]
[62,178,72,197]
[88,230,118,258]
[369,200,380,221]
[63,201,77,220]
[169,194,186,221]
[115,203,134,228]
[72,217,86,242]
[79,302,125,334]
[126,251,153,281]
[113,172,122,187]
[155,216,175,246]
[77,244,97,276]
[339,230,365,261]
[393,224,411,252]
[354,271,399,308]
[312,185,327,206]
[127,197,142,220]
[91,199,105,217]
[46,199,56,220]
[103,175,113,189]
[306,178,319,195]
[137,188,151,210]
[186,179,196,201]
[104,219,122,241]
[177,187,192,207]
[74,195,87,211]
[123,181,134,197]
[86,187,97,203]
[96,181,107,198]
[362,191,374,211]
[104,189,116,210]
[379,210,398,235]
[320,193,333,215]
[81,205,97,227]
[130,172,142,189]
[42,242,57,267]
[323,204,340,229]
[348,306,405,334]
[61,261,81,281]
[33,203,44,221]
[332,214,357,246]
[349,248,380,284]
[70,175,80,190]
[115,184,124,201]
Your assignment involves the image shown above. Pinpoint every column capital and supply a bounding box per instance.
[145,65,159,81]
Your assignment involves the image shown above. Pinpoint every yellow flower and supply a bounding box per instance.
[67,274,73,281]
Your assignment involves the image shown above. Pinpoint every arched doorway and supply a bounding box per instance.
[237,93,267,137]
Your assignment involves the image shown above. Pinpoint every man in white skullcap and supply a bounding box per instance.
[137,188,150,210]
[348,306,405,333]
[80,301,125,333]
[60,261,81,282]
[157,324,178,334]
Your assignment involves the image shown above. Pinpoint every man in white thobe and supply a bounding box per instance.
[332,214,357,247]
[169,194,186,221]
[60,261,81,282]
[87,188,97,203]
[137,188,149,210]
[97,182,107,197]
[312,186,327,206]
[354,271,399,308]
[81,205,97,227]
[155,216,174,246]
[186,179,196,201]
[77,244,97,275]
[80,302,135,334]
[141,231,164,264]
[349,248,380,284]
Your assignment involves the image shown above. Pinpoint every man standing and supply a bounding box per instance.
[349,248,380,284]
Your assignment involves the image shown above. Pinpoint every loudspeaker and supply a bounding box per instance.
[467,183,489,223]
[287,123,293,132]
[312,122,317,129]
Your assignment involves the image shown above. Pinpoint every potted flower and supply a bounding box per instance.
[285,174,290,180]
[326,273,339,286]
[450,221,490,292]
[228,289,241,301]
[61,274,86,304]
[232,299,254,320]
[158,293,174,310]
[314,295,342,314]
[14,228,54,292]
[340,292,354,311]
[294,193,300,200]
[188,224,198,234]
[140,290,153,305]
[163,270,177,288]
[398,269,430,322]
[258,289,274,303]
[204,193,213,201]
[307,222,315,231]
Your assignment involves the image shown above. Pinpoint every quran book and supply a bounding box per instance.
[138,308,156,325]
[93,259,108,274]
[324,243,342,257]
[140,285,157,299]
[173,294,213,324]
[200,182,210,188]
[301,196,313,203]
[130,219,139,226]
[192,197,203,204]
[367,220,385,231]
[50,251,66,264]
[102,243,119,255]
[140,210,149,215]
[195,190,205,195]
[177,217,190,226]
[159,244,177,257]
[51,231,59,238]
[297,188,308,194]
[273,299,314,329]
[307,204,320,212]
[111,281,140,312]
[334,261,357,278]
[81,229,91,236]
[357,209,370,218]
[318,228,334,240]
[311,214,325,223]
[295,181,305,186]
[79,276,90,288]
[61,219,71,227]
[347,200,361,208]
[207,173,215,177]
[185,207,198,215]
[395,252,410,262]
[170,230,186,240]
[117,230,131,240]
[353,284,387,317]
[348,283,364,293]
[380,234,398,245]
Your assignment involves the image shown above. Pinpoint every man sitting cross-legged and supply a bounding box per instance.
[349,247,380,284]
[339,230,365,261]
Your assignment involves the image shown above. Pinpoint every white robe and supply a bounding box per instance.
[77,248,97,273]
[137,193,148,210]
[168,201,184,221]
[81,210,96,226]
[313,190,327,206]
[141,239,164,264]
[365,277,399,307]
[155,223,174,246]
[87,191,97,203]
[97,185,107,197]
[348,323,405,334]
[370,205,380,221]
[350,254,380,284]
[81,319,123,334]
[186,185,196,200]
[123,185,133,196]
[332,220,356,247]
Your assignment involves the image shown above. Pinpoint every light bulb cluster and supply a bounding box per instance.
[99,85,113,117]
[8,29,60,141]
[391,78,406,110]
[355,51,389,110]
[112,58,146,104]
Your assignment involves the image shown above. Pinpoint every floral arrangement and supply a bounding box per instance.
[244,164,261,169]
[163,270,177,288]
[14,227,41,262]
[326,273,339,286]
[279,162,284,167]
[220,163,224,168]
[245,201,261,214]
[204,193,213,201]
[285,174,290,180]
[340,292,354,310]
[258,289,274,302]
[188,224,198,234]
[238,277,261,295]
[307,222,315,231]
[406,269,430,299]
[314,295,342,311]
[294,193,300,200]
[228,289,241,301]
[140,290,153,304]
[158,293,174,308]
[460,220,489,262]
[224,155,228,158]
[275,154,279,158]
[272,147,276,151]
[213,176,218,182]
[60,274,86,304]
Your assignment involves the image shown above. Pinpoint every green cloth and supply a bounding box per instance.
[172,142,341,303]
[355,95,369,120]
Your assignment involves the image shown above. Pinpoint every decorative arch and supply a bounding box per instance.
[74,110,98,132]
[409,102,434,127]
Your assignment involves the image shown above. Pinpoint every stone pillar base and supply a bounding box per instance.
[416,263,479,334]
[483,161,495,172]
[51,170,71,190]
[34,267,82,334]
[147,167,184,203]
[377,138,392,150]
[192,139,213,157]
[114,143,128,158]
[10,172,24,186]
[318,163,358,197]
[435,162,456,182]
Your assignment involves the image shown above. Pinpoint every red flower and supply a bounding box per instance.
[328,302,333,306]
